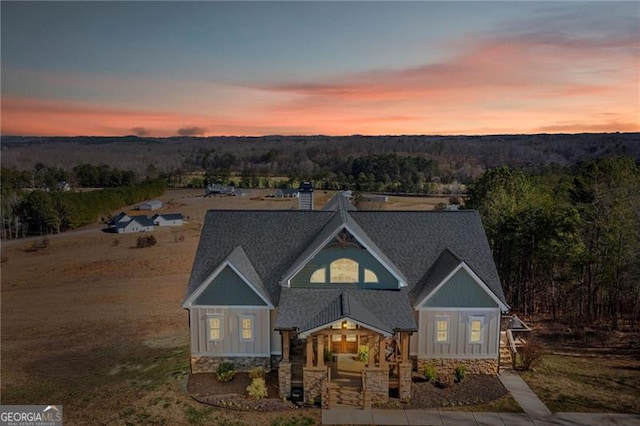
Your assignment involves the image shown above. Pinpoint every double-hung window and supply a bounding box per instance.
[207,315,223,341]
[239,315,254,342]
[469,316,484,344]
[435,317,449,343]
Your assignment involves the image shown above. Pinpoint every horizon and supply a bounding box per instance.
[1,2,639,137]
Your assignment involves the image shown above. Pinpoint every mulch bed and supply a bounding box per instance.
[188,371,508,411]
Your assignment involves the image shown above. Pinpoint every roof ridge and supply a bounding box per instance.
[341,292,350,316]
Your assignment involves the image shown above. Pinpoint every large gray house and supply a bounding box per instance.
[182,194,508,406]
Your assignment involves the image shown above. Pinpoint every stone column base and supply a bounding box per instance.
[278,362,292,398]
[398,362,412,401]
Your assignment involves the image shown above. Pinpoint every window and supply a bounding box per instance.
[207,315,222,341]
[330,258,359,283]
[239,315,254,341]
[435,318,449,343]
[364,269,378,283]
[310,267,326,283]
[469,317,483,343]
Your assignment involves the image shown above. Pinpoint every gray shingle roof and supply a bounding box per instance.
[155,213,183,221]
[185,208,507,327]
[411,248,462,306]
[275,288,416,333]
[322,192,357,212]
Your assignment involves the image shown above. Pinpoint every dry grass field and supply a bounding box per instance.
[0,190,447,425]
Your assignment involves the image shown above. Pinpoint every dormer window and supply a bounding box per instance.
[330,258,359,283]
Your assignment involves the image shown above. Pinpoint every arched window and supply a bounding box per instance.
[364,269,378,283]
[310,267,326,283]
[330,258,359,283]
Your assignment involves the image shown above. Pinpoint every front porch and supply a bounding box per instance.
[278,325,413,408]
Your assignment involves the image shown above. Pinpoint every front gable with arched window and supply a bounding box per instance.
[289,245,399,289]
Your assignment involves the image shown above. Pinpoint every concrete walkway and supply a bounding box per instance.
[321,409,640,425]
[322,369,640,425]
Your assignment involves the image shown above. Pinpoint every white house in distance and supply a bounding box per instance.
[110,213,155,233]
[152,213,184,227]
[139,200,162,211]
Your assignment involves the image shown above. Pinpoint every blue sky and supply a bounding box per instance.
[2,1,638,136]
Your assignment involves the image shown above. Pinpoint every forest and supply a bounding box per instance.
[466,156,640,330]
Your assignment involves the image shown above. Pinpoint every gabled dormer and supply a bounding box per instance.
[182,245,273,309]
[280,206,407,289]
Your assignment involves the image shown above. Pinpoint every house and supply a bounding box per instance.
[274,188,299,198]
[182,193,508,406]
[152,213,184,227]
[56,181,72,192]
[112,215,155,233]
[139,200,162,211]
[205,184,236,197]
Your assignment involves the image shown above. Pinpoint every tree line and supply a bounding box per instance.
[0,180,165,239]
[466,156,640,330]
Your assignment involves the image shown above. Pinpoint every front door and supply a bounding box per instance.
[331,321,358,353]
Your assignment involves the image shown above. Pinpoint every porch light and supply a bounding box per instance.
[341,321,347,329]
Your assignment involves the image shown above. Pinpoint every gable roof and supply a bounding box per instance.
[185,208,507,312]
[322,192,357,212]
[183,245,272,307]
[153,213,183,221]
[275,287,416,334]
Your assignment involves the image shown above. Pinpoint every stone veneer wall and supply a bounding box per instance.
[398,363,412,401]
[303,367,327,405]
[191,356,270,374]
[278,362,291,398]
[416,358,498,376]
[363,367,389,405]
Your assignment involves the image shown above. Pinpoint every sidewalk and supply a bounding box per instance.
[321,409,640,425]
[322,369,640,425]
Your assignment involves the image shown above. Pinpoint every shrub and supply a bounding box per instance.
[111,239,120,247]
[216,362,236,383]
[136,235,157,248]
[435,373,454,389]
[454,365,467,382]
[249,366,266,380]
[246,377,268,399]
[520,338,544,370]
[324,347,332,362]
[357,345,369,363]
[423,364,436,381]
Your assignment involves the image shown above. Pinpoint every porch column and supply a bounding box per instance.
[317,335,324,368]
[401,332,409,362]
[379,336,386,368]
[306,337,313,368]
[368,337,375,368]
[282,330,290,362]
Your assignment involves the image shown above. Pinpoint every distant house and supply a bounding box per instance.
[139,200,162,211]
[152,213,184,227]
[110,214,155,233]
[362,194,389,203]
[274,188,299,198]
[56,181,72,192]
[205,184,236,197]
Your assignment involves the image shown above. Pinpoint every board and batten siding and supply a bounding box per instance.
[270,309,282,355]
[417,309,500,358]
[190,307,271,356]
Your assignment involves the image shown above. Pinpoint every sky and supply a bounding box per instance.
[1,1,638,137]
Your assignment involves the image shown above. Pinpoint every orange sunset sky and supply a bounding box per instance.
[1,2,638,137]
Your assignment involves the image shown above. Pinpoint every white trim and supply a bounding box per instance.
[182,260,273,308]
[298,317,392,339]
[418,307,500,312]
[193,352,271,357]
[270,351,283,355]
[189,305,271,310]
[416,354,498,360]
[416,262,508,311]
[282,223,406,288]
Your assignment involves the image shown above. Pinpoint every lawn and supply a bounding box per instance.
[520,353,640,413]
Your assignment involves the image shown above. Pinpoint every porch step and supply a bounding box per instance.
[328,385,363,408]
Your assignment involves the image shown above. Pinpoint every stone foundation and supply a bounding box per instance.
[278,362,292,398]
[303,367,328,405]
[416,358,499,376]
[363,367,389,405]
[398,362,412,401]
[190,355,271,374]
